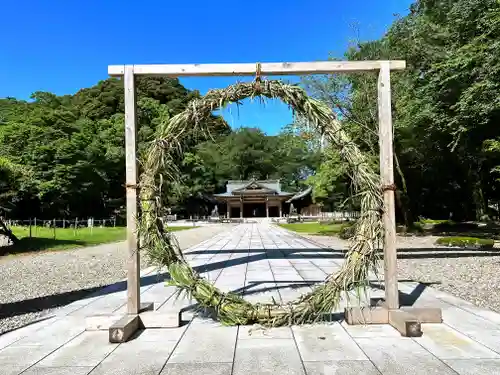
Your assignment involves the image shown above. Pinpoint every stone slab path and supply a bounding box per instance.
[1,223,500,374]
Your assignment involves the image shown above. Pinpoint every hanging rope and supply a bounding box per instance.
[381,183,397,191]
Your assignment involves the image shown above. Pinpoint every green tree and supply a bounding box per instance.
[301,0,500,221]
[0,76,228,220]
[0,157,31,242]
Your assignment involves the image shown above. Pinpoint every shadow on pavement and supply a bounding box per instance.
[0,237,85,256]
[1,244,484,321]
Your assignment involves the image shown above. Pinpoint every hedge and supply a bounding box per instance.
[339,224,355,240]
[435,236,495,249]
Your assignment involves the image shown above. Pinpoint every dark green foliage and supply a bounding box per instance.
[4,0,500,225]
[338,224,355,240]
[382,0,500,221]
[431,222,479,233]
[419,219,454,225]
[0,78,318,221]
[155,126,320,218]
[0,77,225,220]
[0,157,26,242]
[397,222,425,234]
[435,236,495,248]
[302,0,500,222]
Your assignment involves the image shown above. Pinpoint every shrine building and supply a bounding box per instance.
[213,179,315,218]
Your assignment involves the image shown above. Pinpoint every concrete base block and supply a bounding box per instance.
[345,305,442,337]
[109,315,140,343]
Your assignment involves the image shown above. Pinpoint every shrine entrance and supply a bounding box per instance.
[243,202,266,218]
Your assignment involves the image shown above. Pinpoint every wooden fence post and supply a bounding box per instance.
[124,65,140,315]
[378,61,399,310]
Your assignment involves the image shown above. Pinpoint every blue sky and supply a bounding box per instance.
[1,0,413,135]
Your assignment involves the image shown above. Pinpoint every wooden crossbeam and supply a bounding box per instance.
[108,60,406,77]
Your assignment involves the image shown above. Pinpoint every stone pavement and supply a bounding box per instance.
[1,223,500,374]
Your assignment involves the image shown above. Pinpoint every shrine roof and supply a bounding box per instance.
[213,179,310,198]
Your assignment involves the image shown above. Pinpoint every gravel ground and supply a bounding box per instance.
[0,224,228,334]
[3,225,500,335]
[302,233,500,313]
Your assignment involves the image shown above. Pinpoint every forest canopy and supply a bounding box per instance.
[1,0,499,223]
[303,0,500,222]
[0,78,321,220]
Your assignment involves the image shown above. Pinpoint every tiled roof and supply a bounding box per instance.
[214,179,311,200]
[226,179,281,193]
[213,191,293,197]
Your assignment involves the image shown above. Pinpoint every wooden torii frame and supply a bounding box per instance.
[106,61,442,342]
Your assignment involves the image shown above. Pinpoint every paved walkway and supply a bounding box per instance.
[1,224,500,374]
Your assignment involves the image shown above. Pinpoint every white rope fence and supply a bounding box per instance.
[7,217,118,229]
[4,217,120,240]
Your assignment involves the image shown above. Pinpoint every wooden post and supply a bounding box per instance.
[29,218,32,238]
[53,218,56,239]
[378,62,399,310]
[124,65,141,315]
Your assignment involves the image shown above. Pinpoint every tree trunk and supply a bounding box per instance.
[0,218,19,244]
[394,153,413,227]
[395,189,413,228]
[472,181,486,221]
[468,166,486,221]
